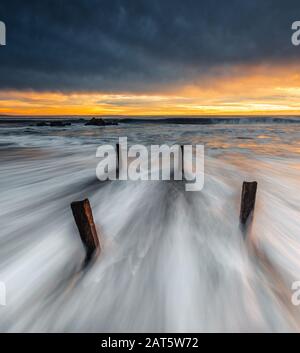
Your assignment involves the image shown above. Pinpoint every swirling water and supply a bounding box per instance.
[0,119,300,332]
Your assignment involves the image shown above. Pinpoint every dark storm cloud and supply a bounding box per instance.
[0,0,299,92]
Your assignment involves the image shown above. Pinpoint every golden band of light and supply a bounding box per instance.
[1,64,300,116]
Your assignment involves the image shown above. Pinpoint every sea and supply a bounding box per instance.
[0,116,300,332]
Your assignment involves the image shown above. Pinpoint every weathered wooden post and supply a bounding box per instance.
[71,198,101,264]
[116,143,120,178]
[240,181,257,225]
[180,145,184,179]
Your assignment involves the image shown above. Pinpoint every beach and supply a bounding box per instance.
[0,118,300,332]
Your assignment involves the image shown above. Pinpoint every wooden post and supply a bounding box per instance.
[181,145,184,179]
[240,181,257,225]
[116,143,120,178]
[71,199,101,263]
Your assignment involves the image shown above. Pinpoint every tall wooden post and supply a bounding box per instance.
[240,181,257,225]
[116,143,120,178]
[181,145,184,179]
[71,199,101,264]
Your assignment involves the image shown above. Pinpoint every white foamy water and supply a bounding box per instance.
[0,119,300,332]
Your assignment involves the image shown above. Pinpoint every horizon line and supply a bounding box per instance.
[1,114,300,118]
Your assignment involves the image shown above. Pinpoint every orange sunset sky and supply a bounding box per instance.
[2,1,300,117]
[1,64,300,116]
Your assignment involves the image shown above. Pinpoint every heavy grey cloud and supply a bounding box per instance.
[0,0,299,92]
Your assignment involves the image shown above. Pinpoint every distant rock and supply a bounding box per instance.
[36,121,48,127]
[49,121,71,127]
[85,118,106,126]
[85,117,118,126]
[35,121,72,127]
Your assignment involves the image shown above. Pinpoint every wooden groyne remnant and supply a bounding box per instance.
[115,143,185,180]
[71,199,101,265]
[180,145,184,179]
[241,182,300,330]
[240,181,257,226]
[116,143,120,177]
[69,178,257,265]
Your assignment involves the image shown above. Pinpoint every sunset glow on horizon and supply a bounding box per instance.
[1,64,300,117]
